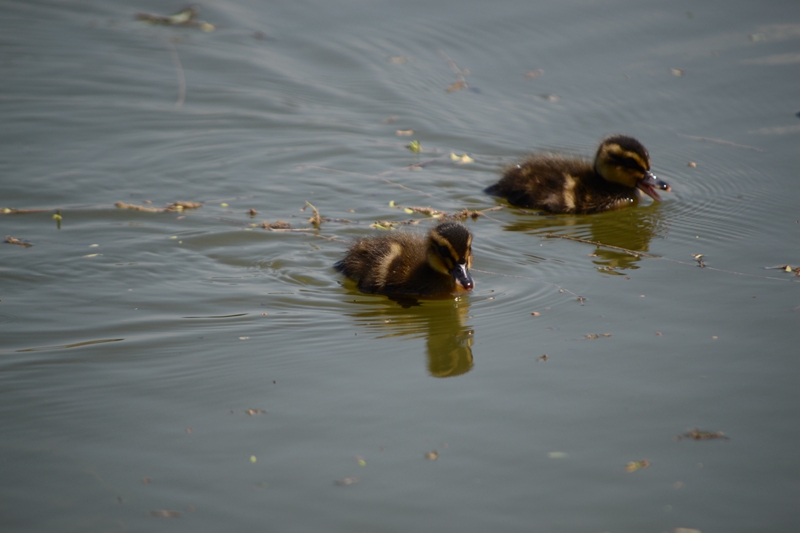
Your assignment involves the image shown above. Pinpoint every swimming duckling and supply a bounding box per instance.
[485,135,671,214]
[334,221,474,296]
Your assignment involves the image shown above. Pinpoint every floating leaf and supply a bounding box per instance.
[370,221,397,230]
[449,153,474,163]
[445,80,467,92]
[625,460,650,472]
[406,140,421,153]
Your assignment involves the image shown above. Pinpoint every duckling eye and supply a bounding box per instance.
[620,157,643,171]
[437,245,450,258]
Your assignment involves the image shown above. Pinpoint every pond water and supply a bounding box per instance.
[2,0,799,531]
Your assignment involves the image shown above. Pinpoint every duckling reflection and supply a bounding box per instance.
[501,202,667,271]
[345,297,474,378]
[485,135,671,214]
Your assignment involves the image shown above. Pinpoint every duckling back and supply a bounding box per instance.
[335,222,474,296]
[485,136,669,214]
[335,232,427,294]
[485,154,635,214]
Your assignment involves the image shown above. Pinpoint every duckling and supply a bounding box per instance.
[485,135,671,214]
[334,221,474,296]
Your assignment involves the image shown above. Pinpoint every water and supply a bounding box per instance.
[2,0,799,531]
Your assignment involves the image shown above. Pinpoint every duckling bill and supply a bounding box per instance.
[485,135,671,214]
[335,221,474,296]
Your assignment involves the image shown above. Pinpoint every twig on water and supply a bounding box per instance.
[165,39,186,108]
[677,133,763,152]
[438,49,469,92]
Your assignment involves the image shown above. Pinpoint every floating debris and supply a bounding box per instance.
[116,202,161,213]
[764,264,800,276]
[135,7,215,31]
[585,333,611,340]
[625,459,650,473]
[262,220,292,230]
[445,80,468,93]
[449,152,474,163]
[424,451,439,460]
[396,129,414,136]
[2,207,48,214]
[670,68,685,76]
[406,140,421,153]
[692,254,706,268]
[402,206,444,217]
[524,69,544,79]
[449,206,504,221]
[687,161,697,167]
[370,220,421,230]
[115,201,202,213]
[440,50,470,92]
[355,456,366,466]
[249,208,258,216]
[4,236,31,248]
[334,477,359,486]
[389,56,410,64]
[539,94,560,102]
[167,201,202,211]
[531,312,541,317]
[245,409,266,416]
[676,428,730,441]
[537,355,549,362]
[302,201,322,227]
[150,510,181,518]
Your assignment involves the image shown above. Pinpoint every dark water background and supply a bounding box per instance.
[2,0,799,531]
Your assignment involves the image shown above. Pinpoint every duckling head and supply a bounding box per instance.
[427,221,474,292]
[594,135,671,201]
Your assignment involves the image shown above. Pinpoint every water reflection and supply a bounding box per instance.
[501,204,667,271]
[345,296,474,378]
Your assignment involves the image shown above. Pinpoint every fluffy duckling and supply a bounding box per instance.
[485,135,671,214]
[335,221,474,296]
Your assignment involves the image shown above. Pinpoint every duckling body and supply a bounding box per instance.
[335,221,474,296]
[485,135,670,214]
